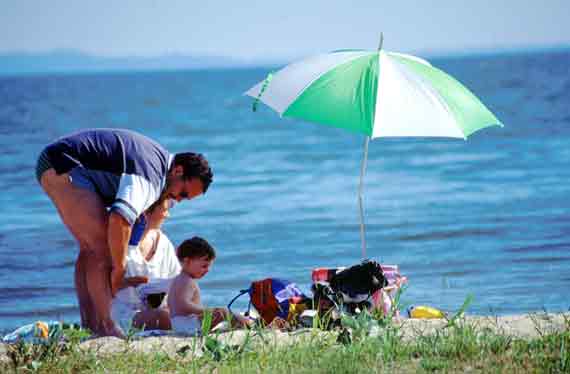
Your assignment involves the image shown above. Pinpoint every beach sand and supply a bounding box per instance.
[2,313,568,362]
[67,313,570,359]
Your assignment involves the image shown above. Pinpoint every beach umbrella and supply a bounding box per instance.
[245,36,503,258]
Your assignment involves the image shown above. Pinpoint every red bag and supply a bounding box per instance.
[228,278,308,324]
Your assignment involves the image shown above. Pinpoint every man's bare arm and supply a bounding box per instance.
[108,212,132,296]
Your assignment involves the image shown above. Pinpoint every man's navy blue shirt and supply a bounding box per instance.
[44,128,172,225]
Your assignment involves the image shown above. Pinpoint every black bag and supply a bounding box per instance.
[310,259,389,321]
[329,260,388,301]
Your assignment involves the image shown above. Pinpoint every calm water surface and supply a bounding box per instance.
[0,49,569,333]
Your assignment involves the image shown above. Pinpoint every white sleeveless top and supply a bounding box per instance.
[111,232,181,330]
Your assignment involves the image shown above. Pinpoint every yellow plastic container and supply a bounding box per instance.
[287,302,307,321]
[408,305,446,319]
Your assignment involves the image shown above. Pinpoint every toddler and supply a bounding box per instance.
[168,237,250,334]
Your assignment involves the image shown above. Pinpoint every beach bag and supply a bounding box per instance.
[330,259,388,302]
[312,260,390,314]
[313,260,387,302]
[228,278,309,325]
[312,261,407,317]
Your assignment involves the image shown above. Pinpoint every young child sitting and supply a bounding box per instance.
[168,237,251,335]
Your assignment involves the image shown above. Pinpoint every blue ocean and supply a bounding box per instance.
[0,49,569,333]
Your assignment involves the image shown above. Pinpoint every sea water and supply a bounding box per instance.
[0,49,569,333]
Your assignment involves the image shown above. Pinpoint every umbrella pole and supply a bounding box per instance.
[358,136,370,259]
[357,33,383,259]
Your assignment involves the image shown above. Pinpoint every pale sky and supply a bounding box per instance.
[1,0,569,61]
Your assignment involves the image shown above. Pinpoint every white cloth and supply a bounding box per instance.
[171,315,201,336]
[111,232,181,332]
[137,278,175,303]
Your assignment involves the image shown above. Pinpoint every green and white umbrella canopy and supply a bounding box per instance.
[246,50,502,138]
[246,48,503,258]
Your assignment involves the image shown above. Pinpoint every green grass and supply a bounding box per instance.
[2,313,569,373]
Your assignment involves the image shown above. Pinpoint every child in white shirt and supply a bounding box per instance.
[111,199,180,333]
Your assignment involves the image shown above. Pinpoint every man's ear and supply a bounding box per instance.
[172,165,184,177]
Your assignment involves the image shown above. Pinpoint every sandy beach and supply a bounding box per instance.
[3,313,565,364]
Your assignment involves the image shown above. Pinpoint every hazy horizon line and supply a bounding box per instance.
[1,43,568,78]
[1,42,569,62]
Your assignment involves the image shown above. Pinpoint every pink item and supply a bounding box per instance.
[371,264,407,317]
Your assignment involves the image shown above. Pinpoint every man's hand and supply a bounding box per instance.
[110,267,125,297]
[124,276,149,288]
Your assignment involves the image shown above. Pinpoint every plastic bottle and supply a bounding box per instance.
[407,305,446,319]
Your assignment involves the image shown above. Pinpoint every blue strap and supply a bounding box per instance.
[227,289,250,315]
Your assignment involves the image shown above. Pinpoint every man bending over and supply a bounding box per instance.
[36,128,213,337]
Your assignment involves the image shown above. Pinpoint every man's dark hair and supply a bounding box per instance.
[177,236,216,262]
[172,152,213,193]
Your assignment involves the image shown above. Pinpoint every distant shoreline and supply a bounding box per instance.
[1,45,569,78]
